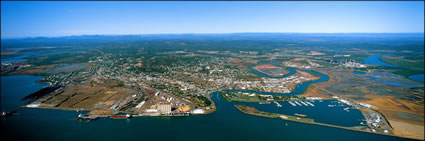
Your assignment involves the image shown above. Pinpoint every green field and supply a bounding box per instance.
[380,56,424,68]
[234,105,315,123]
[392,69,425,78]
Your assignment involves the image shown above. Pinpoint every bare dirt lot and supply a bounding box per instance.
[41,80,136,112]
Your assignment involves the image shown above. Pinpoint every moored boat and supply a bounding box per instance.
[294,113,307,117]
[76,114,98,121]
[110,114,132,119]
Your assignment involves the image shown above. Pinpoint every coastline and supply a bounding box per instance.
[5,65,423,140]
[233,104,417,140]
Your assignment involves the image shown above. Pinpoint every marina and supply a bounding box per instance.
[294,101,302,106]
[274,101,282,107]
[0,67,416,141]
[306,101,315,107]
[259,101,271,104]
[299,101,309,106]
[239,99,367,128]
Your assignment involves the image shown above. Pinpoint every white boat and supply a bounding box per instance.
[274,101,282,107]
[294,101,302,106]
[259,101,271,104]
[305,101,315,106]
[288,101,296,106]
[343,107,350,112]
[299,101,308,106]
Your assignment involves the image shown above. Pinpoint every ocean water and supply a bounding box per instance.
[1,75,48,112]
[0,74,415,141]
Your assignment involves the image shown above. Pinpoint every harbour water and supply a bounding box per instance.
[1,73,415,141]
[1,75,48,112]
[234,100,366,127]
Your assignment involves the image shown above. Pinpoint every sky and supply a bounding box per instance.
[1,1,424,38]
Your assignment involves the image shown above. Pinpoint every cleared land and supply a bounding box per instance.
[252,64,289,77]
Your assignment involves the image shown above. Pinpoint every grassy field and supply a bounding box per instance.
[392,69,425,78]
[221,92,262,102]
[234,105,282,118]
[234,104,315,124]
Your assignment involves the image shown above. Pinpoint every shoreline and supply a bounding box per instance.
[233,104,418,141]
[6,66,423,140]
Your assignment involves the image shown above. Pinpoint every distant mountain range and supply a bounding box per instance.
[1,33,424,52]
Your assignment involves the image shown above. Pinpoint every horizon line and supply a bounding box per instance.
[2,32,424,39]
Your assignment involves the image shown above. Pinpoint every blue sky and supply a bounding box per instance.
[1,1,424,38]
